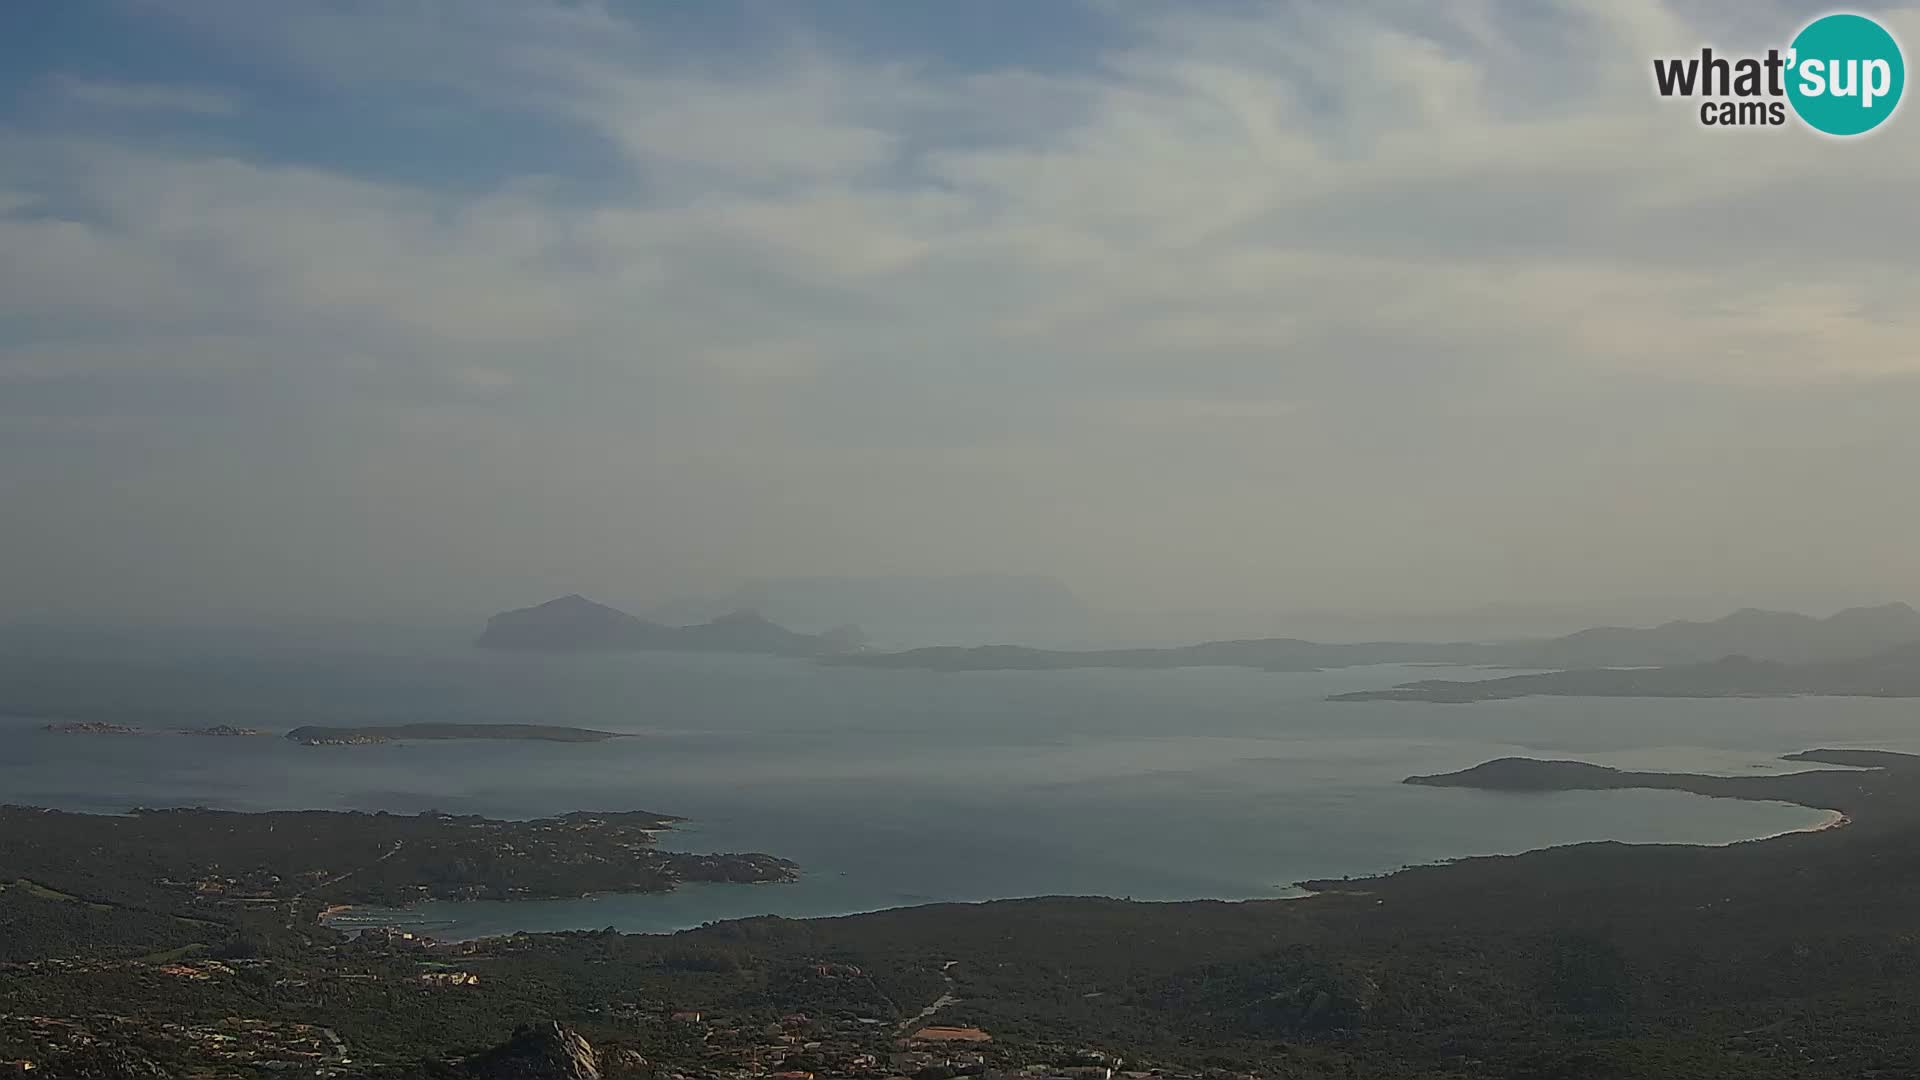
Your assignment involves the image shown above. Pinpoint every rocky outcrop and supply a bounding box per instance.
[460,1021,650,1079]
[465,1021,601,1079]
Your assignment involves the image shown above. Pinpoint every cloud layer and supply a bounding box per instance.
[3,0,1918,621]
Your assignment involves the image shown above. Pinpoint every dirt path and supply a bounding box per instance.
[300,840,404,897]
[897,960,959,1035]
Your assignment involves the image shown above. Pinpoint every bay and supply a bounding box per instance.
[1,646,1902,938]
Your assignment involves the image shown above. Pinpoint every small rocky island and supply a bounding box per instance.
[285,723,625,746]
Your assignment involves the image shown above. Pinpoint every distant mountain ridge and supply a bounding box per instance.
[825,638,1495,672]
[1332,642,1920,703]
[1500,602,1920,668]
[476,595,865,656]
[827,602,1920,673]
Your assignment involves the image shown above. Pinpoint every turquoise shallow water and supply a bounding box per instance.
[2,646,1906,938]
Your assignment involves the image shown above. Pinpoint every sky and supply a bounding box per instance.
[3,1,1919,625]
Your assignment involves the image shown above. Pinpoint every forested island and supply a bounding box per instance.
[285,723,626,746]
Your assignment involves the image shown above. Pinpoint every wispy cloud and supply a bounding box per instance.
[53,76,239,115]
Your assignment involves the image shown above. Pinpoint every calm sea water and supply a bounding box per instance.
[3,644,1911,938]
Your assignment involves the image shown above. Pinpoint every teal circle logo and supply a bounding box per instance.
[1787,13,1905,136]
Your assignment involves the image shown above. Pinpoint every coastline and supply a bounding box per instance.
[320,795,1841,943]
[1684,804,1850,848]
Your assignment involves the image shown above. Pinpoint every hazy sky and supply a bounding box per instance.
[4,1,1919,622]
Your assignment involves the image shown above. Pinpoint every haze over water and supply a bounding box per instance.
[3,646,1902,938]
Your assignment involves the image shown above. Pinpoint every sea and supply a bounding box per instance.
[3,640,1913,940]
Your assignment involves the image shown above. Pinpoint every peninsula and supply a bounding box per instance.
[1401,747,1914,825]
[0,804,796,913]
